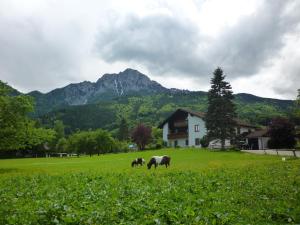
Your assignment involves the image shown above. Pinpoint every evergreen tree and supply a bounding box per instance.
[205,68,236,150]
[296,89,300,117]
[117,117,129,141]
[294,89,300,139]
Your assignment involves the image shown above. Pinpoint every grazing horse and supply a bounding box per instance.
[147,156,171,169]
[131,158,145,167]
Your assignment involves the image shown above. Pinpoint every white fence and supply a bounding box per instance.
[241,149,300,157]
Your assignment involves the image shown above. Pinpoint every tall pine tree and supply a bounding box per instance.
[117,117,129,141]
[205,68,236,150]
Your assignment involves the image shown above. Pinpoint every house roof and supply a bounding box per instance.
[158,108,204,128]
[158,108,257,129]
[246,129,270,138]
[178,108,206,118]
[234,119,258,129]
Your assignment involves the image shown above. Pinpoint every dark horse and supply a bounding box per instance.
[131,158,145,167]
[147,156,171,169]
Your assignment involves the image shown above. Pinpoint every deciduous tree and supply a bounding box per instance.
[131,124,152,150]
[0,81,56,152]
[268,117,296,149]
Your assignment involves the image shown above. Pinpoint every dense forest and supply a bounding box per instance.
[39,92,294,135]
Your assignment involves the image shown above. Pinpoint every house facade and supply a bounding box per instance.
[160,109,206,147]
[159,108,257,148]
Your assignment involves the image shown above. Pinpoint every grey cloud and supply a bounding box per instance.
[0,14,84,93]
[273,58,300,99]
[217,0,300,77]
[95,0,300,81]
[96,13,211,76]
[0,0,299,99]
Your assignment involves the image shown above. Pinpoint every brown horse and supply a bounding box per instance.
[131,158,145,167]
[147,156,171,169]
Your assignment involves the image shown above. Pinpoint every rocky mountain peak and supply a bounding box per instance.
[95,68,167,96]
[28,69,169,113]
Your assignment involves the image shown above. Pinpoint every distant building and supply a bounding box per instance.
[158,108,257,148]
[245,129,270,150]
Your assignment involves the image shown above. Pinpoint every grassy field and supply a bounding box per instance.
[0,149,300,224]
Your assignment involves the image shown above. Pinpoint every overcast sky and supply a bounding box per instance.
[0,0,299,99]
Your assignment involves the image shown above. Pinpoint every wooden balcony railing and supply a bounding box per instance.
[168,132,188,139]
[173,121,188,127]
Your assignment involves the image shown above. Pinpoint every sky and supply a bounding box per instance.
[0,0,299,100]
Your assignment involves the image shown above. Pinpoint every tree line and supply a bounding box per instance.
[1,68,299,157]
[0,81,162,157]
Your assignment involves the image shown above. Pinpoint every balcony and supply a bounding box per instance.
[168,132,188,139]
[173,120,188,127]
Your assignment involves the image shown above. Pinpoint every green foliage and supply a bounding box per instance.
[149,127,163,149]
[0,149,299,224]
[66,131,96,156]
[38,91,293,134]
[93,129,116,154]
[66,129,118,156]
[0,81,55,151]
[25,123,56,148]
[54,120,65,140]
[268,117,296,149]
[117,117,129,141]
[56,137,67,152]
[206,68,236,149]
[291,89,300,125]
[41,103,118,134]
[200,135,209,147]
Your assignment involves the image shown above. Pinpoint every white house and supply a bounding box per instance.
[159,108,257,148]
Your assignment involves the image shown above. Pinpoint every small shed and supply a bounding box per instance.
[246,129,270,150]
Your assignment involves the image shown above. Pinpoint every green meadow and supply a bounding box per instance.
[1,149,300,224]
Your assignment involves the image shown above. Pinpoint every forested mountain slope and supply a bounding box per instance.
[1,69,294,133]
[39,92,293,134]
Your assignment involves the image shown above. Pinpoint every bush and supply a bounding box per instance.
[113,141,130,153]
[200,135,209,148]
[66,129,118,156]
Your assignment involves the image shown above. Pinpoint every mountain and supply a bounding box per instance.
[0,81,21,96]
[28,68,169,115]
[39,91,294,134]
[1,68,295,133]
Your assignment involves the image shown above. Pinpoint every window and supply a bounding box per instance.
[195,138,200,146]
[174,140,178,147]
[185,139,189,146]
[194,125,199,132]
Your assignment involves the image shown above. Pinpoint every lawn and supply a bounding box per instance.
[0,149,299,224]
